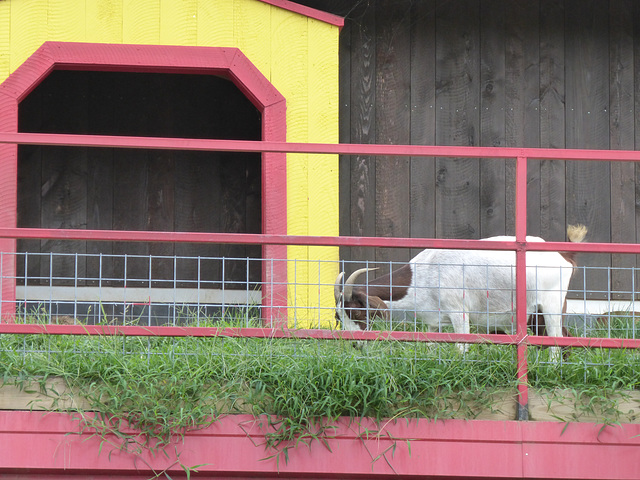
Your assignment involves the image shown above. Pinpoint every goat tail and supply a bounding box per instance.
[567,224,588,243]
[562,224,587,267]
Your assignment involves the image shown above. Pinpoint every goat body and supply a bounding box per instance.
[335,226,587,352]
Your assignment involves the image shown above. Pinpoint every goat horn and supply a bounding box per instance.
[343,267,378,301]
[334,272,345,303]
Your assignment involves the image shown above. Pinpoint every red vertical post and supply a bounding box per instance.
[515,155,528,420]
[0,93,17,322]
[260,99,288,328]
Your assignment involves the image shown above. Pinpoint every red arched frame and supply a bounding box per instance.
[0,42,287,324]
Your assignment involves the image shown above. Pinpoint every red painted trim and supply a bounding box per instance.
[258,0,344,28]
[260,92,288,327]
[515,156,529,417]
[0,324,637,350]
[5,131,640,161]
[0,226,637,255]
[0,42,288,323]
[0,411,639,478]
[0,87,17,320]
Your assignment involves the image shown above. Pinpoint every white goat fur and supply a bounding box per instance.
[339,228,586,351]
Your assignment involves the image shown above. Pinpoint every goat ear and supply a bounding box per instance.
[367,295,389,320]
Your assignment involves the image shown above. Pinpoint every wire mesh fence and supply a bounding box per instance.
[2,250,639,343]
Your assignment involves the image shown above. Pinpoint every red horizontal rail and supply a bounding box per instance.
[0,323,638,350]
[3,131,640,162]
[0,133,637,354]
[0,323,512,343]
[2,132,638,423]
[0,226,639,254]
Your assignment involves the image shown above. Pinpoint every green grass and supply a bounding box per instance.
[0,311,639,468]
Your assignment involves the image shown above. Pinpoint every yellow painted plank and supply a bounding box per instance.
[307,21,339,230]
[268,7,311,324]
[123,0,160,44]
[160,0,197,46]
[234,0,270,78]
[196,0,234,47]
[307,19,339,145]
[86,0,123,44]
[306,19,340,327]
[47,0,86,42]
[271,7,308,238]
[0,0,9,81]
[271,8,308,143]
[9,0,48,73]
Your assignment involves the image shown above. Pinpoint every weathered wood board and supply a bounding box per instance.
[325,0,640,299]
[2,378,638,424]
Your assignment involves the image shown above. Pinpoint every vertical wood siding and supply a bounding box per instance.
[16,71,262,288]
[329,0,640,299]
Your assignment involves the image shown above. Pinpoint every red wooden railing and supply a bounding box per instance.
[2,132,640,420]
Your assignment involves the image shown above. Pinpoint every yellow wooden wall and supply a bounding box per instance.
[0,0,340,327]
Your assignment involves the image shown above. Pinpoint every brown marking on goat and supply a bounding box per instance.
[354,264,413,302]
[343,292,389,329]
[339,264,413,329]
[527,299,572,360]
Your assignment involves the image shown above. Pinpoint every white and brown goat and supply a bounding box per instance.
[334,225,587,355]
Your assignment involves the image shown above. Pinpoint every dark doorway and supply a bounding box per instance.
[17,70,262,289]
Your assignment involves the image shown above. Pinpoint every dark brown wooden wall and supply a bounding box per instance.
[299,0,639,299]
[17,71,262,287]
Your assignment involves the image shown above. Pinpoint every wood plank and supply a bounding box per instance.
[219,153,249,288]
[47,0,86,43]
[145,75,175,287]
[38,72,88,287]
[529,389,640,424]
[0,377,91,411]
[111,79,150,288]
[173,79,223,289]
[539,0,567,241]
[235,0,272,76]
[112,151,150,288]
[609,0,636,299]
[374,0,411,271]
[3,378,639,424]
[196,0,234,47]
[147,152,175,286]
[338,13,352,263]
[122,0,160,44]
[0,0,9,80]
[86,71,115,286]
[17,80,43,285]
[634,1,640,301]
[348,1,376,270]
[8,0,47,72]
[505,0,540,236]
[409,0,437,256]
[174,154,223,289]
[159,0,197,46]
[479,0,506,237]
[39,147,88,287]
[86,0,123,43]
[244,154,262,287]
[269,7,310,318]
[435,0,481,239]
[565,0,611,300]
[307,17,340,321]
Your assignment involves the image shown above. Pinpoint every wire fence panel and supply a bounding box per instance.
[2,250,638,346]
